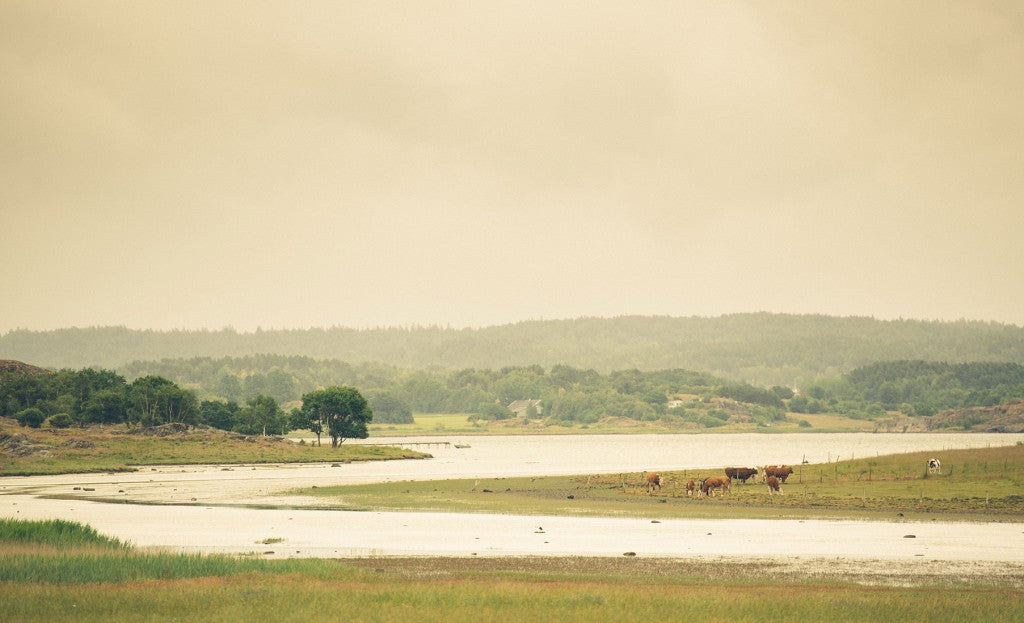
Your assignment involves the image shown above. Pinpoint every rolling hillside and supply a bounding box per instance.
[2,314,1023,386]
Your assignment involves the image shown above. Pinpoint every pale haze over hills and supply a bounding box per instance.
[2,2,1022,333]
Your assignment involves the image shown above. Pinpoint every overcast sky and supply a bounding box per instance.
[2,1,1022,332]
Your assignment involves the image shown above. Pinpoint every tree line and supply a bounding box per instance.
[6,359,1024,434]
[794,360,1024,420]
[117,356,1024,427]
[0,368,371,444]
[117,356,790,427]
[4,314,1024,387]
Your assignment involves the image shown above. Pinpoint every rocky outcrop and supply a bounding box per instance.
[928,401,1024,433]
[0,360,54,378]
[119,422,192,436]
[0,431,52,457]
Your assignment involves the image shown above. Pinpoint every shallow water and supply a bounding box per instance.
[2,432,1023,562]
[346,431,1024,479]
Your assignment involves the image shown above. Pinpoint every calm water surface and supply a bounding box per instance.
[345,432,1024,481]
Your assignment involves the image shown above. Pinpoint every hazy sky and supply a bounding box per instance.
[2,1,1022,332]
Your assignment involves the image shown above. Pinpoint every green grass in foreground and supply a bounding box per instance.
[0,518,125,549]
[1,519,1022,623]
[289,444,1024,521]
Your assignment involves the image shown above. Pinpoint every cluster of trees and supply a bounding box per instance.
[7,358,1023,434]
[5,314,1024,387]
[115,356,1024,427]
[0,368,198,428]
[115,356,791,427]
[0,368,372,443]
[794,361,1024,418]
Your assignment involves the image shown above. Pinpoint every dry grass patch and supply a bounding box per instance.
[0,419,429,476]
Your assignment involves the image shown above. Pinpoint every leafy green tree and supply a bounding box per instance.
[0,375,47,417]
[81,388,126,424]
[199,400,240,431]
[718,383,785,408]
[126,376,173,426]
[126,376,198,427]
[400,374,447,412]
[264,368,298,403]
[38,394,76,419]
[301,386,371,447]
[789,394,809,413]
[771,385,795,400]
[475,402,513,421]
[493,368,547,404]
[243,372,268,401]
[216,373,243,402]
[365,391,413,424]
[288,406,323,445]
[237,394,286,436]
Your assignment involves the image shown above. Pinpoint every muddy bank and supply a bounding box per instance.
[4,491,1024,565]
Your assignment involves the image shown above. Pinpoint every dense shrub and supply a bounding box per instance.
[46,413,72,428]
[15,407,45,428]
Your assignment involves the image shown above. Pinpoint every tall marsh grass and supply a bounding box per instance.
[0,518,345,584]
[0,518,125,549]
[0,551,342,583]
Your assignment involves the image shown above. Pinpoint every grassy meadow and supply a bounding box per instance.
[0,419,428,476]
[288,444,1024,522]
[2,518,1022,623]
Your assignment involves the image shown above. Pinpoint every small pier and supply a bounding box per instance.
[380,441,456,449]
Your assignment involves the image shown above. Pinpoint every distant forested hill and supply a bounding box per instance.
[2,314,1023,387]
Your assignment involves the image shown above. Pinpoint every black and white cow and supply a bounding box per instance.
[927,458,941,475]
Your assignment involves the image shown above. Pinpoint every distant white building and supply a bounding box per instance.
[507,399,542,418]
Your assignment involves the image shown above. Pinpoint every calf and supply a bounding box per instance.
[644,471,662,493]
[927,458,941,475]
[685,479,696,496]
[766,475,783,495]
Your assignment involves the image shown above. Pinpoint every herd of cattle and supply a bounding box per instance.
[643,464,797,497]
[643,458,942,497]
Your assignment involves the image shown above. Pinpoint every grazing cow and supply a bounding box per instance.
[702,475,731,497]
[725,467,759,483]
[927,458,941,475]
[766,475,783,495]
[644,472,662,493]
[685,479,696,496]
[763,465,795,483]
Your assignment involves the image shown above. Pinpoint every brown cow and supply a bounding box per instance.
[725,467,758,483]
[766,475,783,495]
[685,479,696,496]
[644,472,662,493]
[763,465,794,483]
[702,475,730,497]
